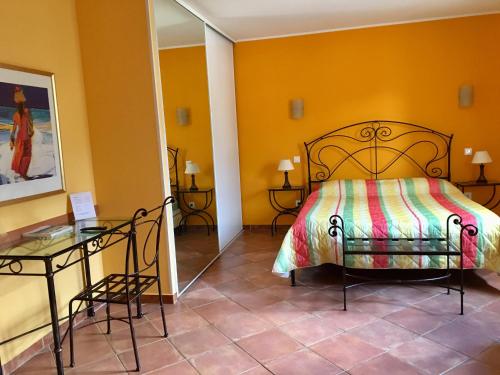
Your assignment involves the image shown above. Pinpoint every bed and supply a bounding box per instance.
[273,120,500,313]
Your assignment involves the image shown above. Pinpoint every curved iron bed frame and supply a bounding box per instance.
[293,120,475,315]
[304,120,453,193]
[167,146,179,195]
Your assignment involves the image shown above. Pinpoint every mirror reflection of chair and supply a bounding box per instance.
[66,196,175,372]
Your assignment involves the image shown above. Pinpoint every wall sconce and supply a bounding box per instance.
[176,107,190,125]
[289,98,304,120]
[458,84,473,108]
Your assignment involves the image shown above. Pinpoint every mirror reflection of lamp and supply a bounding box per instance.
[185,161,200,191]
[278,159,294,189]
[472,151,492,184]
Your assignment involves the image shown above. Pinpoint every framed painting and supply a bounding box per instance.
[0,64,64,203]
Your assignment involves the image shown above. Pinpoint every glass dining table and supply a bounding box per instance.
[0,217,141,375]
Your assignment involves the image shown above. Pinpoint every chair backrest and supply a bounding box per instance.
[124,196,175,281]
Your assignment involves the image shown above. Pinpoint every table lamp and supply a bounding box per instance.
[278,159,294,189]
[185,161,200,191]
[472,151,492,184]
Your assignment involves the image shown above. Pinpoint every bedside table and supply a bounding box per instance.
[268,186,306,235]
[455,181,500,210]
[177,187,215,235]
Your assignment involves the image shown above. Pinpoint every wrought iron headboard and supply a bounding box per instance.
[167,146,179,195]
[305,120,453,192]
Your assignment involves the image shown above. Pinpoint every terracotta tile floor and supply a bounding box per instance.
[13,230,500,374]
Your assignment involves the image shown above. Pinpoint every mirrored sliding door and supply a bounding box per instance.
[155,0,218,293]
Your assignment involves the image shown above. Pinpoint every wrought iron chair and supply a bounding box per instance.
[67,196,175,372]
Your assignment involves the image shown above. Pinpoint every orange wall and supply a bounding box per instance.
[159,46,216,221]
[76,0,173,290]
[0,0,99,363]
[234,14,500,225]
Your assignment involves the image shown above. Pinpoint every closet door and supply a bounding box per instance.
[204,25,243,249]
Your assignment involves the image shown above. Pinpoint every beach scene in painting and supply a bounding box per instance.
[0,81,55,185]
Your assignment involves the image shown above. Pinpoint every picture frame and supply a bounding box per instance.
[0,63,65,203]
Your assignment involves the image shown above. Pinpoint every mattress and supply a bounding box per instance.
[273,178,500,275]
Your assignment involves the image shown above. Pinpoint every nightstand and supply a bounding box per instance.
[455,181,500,210]
[268,186,305,235]
[177,187,215,235]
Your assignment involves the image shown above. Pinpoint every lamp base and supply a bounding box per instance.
[476,164,488,184]
[189,174,198,191]
[282,171,292,190]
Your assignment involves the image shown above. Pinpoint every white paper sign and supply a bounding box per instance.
[70,192,96,221]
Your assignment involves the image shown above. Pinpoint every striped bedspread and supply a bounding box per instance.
[273,178,500,275]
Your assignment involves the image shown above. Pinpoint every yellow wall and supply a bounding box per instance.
[159,46,216,221]
[76,0,173,292]
[234,14,500,225]
[0,0,99,363]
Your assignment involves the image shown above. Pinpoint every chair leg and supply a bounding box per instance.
[126,301,140,372]
[69,300,76,367]
[105,281,111,334]
[156,277,168,337]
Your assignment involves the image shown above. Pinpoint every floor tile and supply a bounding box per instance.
[66,354,126,374]
[482,299,500,314]
[413,293,475,319]
[151,309,208,337]
[348,294,405,317]
[213,279,260,298]
[474,344,500,369]
[192,298,248,324]
[229,263,271,278]
[214,311,273,340]
[148,360,199,374]
[118,339,183,374]
[12,351,55,375]
[190,344,259,375]
[424,321,496,357]
[389,336,468,375]
[349,319,417,350]
[310,333,384,370]
[288,291,342,312]
[314,309,378,331]
[61,323,115,366]
[279,316,342,346]
[246,272,289,288]
[181,287,225,308]
[266,348,343,375]
[169,325,230,357]
[253,301,311,326]
[458,310,500,341]
[349,353,422,375]
[444,359,497,375]
[384,306,450,334]
[107,320,162,354]
[236,329,303,363]
[201,270,240,286]
[230,289,284,310]
[240,366,272,374]
[264,284,312,299]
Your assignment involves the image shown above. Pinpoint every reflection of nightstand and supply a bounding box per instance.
[177,188,215,235]
[268,186,305,235]
[455,181,500,210]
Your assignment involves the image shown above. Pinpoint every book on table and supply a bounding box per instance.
[22,225,74,239]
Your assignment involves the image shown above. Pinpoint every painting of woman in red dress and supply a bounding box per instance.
[9,86,34,179]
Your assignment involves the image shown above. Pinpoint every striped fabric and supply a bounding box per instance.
[273,178,500,275]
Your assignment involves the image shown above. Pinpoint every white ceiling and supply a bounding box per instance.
[154,0,205,49]
[178,0,500,41]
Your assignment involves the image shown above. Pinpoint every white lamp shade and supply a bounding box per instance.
[472,151,492,164]
[278,159,294,171]
[185,161,200,174]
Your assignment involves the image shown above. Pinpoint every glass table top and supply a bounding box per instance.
[0,218,131,260]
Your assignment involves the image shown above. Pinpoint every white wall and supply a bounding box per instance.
[204,25,243,249]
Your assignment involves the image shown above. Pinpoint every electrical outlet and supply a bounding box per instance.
[464,147,473,156]
[188,201,196,209]
[464,192,472,199]
[293,155,301,164]
[295,199,302,207]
